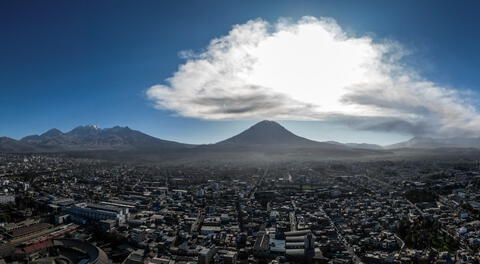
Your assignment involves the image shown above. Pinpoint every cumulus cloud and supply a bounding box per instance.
[147,16,479,137]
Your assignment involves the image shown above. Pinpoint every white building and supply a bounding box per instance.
[0,195,15,204]
[66,203,127,224]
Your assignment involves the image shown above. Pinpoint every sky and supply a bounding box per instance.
[1,0,480,145]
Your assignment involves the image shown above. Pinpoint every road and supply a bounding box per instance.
[319,206,363,264]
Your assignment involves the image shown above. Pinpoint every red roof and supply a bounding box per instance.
[14,239,54,254]
[10,223,51,238]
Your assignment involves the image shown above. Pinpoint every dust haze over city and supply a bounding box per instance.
[2,1,480,263]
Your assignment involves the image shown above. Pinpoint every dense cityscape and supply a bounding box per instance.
[3,1,480,264]
[1,153,480,263]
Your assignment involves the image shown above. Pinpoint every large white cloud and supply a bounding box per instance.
[147,16,479,137]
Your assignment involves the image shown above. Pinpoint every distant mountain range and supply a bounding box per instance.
[0,137,38,153]
[2,121,480,158]
[385,136,480,149]
[0,121,382,154]
[1,125,190,153]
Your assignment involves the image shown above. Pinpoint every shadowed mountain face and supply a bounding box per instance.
[0,137,39,153]
[19,125,191,151]
[216,120,344,148]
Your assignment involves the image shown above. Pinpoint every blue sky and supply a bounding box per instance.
[1,0,479,145]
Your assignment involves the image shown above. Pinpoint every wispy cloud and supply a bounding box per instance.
[147,16,479,137]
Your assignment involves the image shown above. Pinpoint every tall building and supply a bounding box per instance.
[199,247,217,264]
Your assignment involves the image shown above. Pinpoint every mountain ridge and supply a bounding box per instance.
[18,125,191,152]
[2,120,459,154]
[0,137,40,153]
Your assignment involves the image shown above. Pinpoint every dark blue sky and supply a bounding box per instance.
[1,0,479,144]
